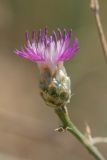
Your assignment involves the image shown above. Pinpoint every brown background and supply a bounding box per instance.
[0,0,107,159]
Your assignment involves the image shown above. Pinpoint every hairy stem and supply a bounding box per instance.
[55,106,105,160]
[90,0,107,60]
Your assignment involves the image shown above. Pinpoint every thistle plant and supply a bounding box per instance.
[15,27,106,160]
[16,28,79,107]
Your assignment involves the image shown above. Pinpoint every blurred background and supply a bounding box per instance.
[0,0,107,159]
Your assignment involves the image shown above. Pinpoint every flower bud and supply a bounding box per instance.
[40,66,71,107]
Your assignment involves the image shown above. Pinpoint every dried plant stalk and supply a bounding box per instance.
[90,0,107,60]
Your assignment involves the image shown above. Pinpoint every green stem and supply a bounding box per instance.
[55,106,105,160]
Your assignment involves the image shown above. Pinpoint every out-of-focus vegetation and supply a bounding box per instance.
[0,0,107,159]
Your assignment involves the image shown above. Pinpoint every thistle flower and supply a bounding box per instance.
[15,28,79,107]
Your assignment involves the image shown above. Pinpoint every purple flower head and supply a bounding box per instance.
[16,28,79,73]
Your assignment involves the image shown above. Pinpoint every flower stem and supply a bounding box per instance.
[55,106,105,160]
